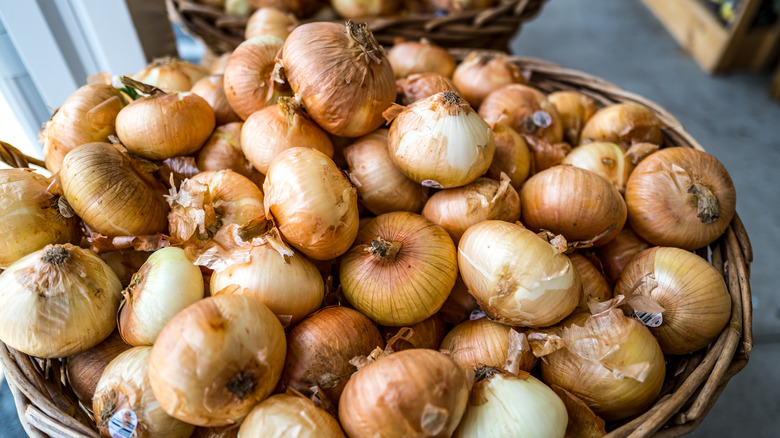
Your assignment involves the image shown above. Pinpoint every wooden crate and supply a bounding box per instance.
[642,0,780,73]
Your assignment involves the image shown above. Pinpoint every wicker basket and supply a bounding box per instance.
[0,53,753,437]
[166,0,548,54]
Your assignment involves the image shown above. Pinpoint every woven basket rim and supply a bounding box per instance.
[0,52,753,438]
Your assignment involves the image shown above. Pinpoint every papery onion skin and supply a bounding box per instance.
[421,175,520,245]
[521,166,627,247]
[263,147,359,260]
[223,36,287,120]
[118,247,205,346]
[387,39,456,79]
[0,169,78,268]
[0,244,122,358]
[567,252,612,311]
[281,21,396,137]
[339,349,469,438]
[479,84,563,144]
[191,74,242,125]
[458,221,580,328]
[343,129,426,215]
[67,331,130,405]
[282,306,384,406]
[562,142,634,193]
[240,98,334,174]
[340,212,458,326]
[548,91,596,145]
[132,57,208,92]
[192,170,265,228]
[94,347,195,438]
[42,84,126,174]
[615,247,731,355]
[453,51,525,109]
[196,123,265,188]
[580,102,663,147]
[625,147,736,250]
[441,318,535,372]
[149,295,286,427]
[382,314,447,351]
[245,7,297,40]
[485,124,532,189]
[396,73,459,106]
[388,91,495,189]
[239,394,346,437]
[595,226,651,285]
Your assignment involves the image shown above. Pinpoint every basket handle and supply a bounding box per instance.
[0,141,46,169]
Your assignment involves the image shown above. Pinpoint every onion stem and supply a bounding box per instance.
[369,238,401,260]
[688,183,720,224]
[42,246,70,265]
[346,21,382,65]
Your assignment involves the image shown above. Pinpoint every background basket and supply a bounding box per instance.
[0,52,753,437]
[166,0,548,54]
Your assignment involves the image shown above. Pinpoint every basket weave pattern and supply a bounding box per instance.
[0,53,753,437]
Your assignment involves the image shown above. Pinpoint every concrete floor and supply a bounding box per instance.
[1,0,778,436]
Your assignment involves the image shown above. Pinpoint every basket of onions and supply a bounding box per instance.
[166,0,547,54]
[0,20,752,438]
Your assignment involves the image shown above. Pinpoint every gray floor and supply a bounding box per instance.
[1,0,778,436]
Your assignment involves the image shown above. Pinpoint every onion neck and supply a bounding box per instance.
[346,21,383,65]
[369,238,401,260]
[474,365,501,382]
[42,246,70,265]
[226,369,258,399]
[688,183,720,224]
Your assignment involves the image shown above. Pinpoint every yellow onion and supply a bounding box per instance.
[245,7,297,40]
[239,394,346,437]
[386,39,456,79]
[149,295,286,426]
[340,212,458,326]
[479,84,563,144]
[567,252,612,311]
[440,318,536,373]
[437,275,479,325]
[101,250,152,287]
[282,306,384,406]
[548,91,596,145]
[210,53,232,75]
[421,174,520,244]
[94,347,195,438]
[196,123,264,187]
[0,244,122,358]
[529,309,665,421]
[453,51,525,108]
[118,247,205,346]
[66,331,131,405]
[625,147,736,250]
[615,247,731,355]
[115,84,215,160]
[191,74,242,125]
[223,36,287,120]
[396,73,459,106]
[281,21,396,137]
[343,129,426,215]
[333,0,399,18]
[0,169,78,268]
[248,0,324,17]
[382,314,447,351]
[454,368,567,438]
[562,141,659,193]
[339,349,470,438]
[387,91,495,188]
[61,143,168,236]
[263,147,358,260]
[41,84,125,173]
[521,166,627,247]
[485,123,532,189]
[595,226,651,285]
[580,102,664,147]
[458,221,580,327]
[132,57,208,92]
[240,97,334,174]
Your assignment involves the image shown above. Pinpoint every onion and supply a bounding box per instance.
[595,226,651,285]
[340,212,458,326]
[41,84,125,173]
[386,39,456,79]
[100,250,152,287]
[0,244,122,358]
[66,331,131,405]
[223,36,287,120]
[118,247,205,346]
[440,318,536,373]
[280,21,396,137]
[567,252,612,311]
[454,368,567,438]
[339,349,470,438]
[421,174,520,244]
[282,306,384,406]
[210,53,232,75]
[332,0,399,18]
[94,347,195,438]
[196,123,264,188]
[132,57,208,92]
[458,221,580,327]
[245,7,297,40]
[0,169,78,268]
[343,129,426,215]
[239,394,346,437]
[520,166,627,247]
[562,141,659,193]
[386,91,495,188]
[625,147,736,249]
[615,247,731,355]
[580,102,664,147]
[485,123,532,189]
[248,0,324,17]
[423,0,496,11]
[453,51,525,108]
[263,147,359,260]
[240,97,334,174]
[437,275,479,325]
[529,308,666,421]
[382,314,447,351]
[396,73,459,105]
[479,84,563,144]
[548,91,596,145]
[190,74,242,125]
[149,295,286,426]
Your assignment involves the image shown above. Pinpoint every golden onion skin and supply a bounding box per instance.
[190,74,242,125]
[223,36,287,121]
[386,40,456,79]
[580,102,663,147]
[239,394,346,437]
[440,318,536,373]
[548,91,596,145]
[479,84,563,144]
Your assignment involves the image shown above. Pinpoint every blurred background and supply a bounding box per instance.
[1,0,778,436]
